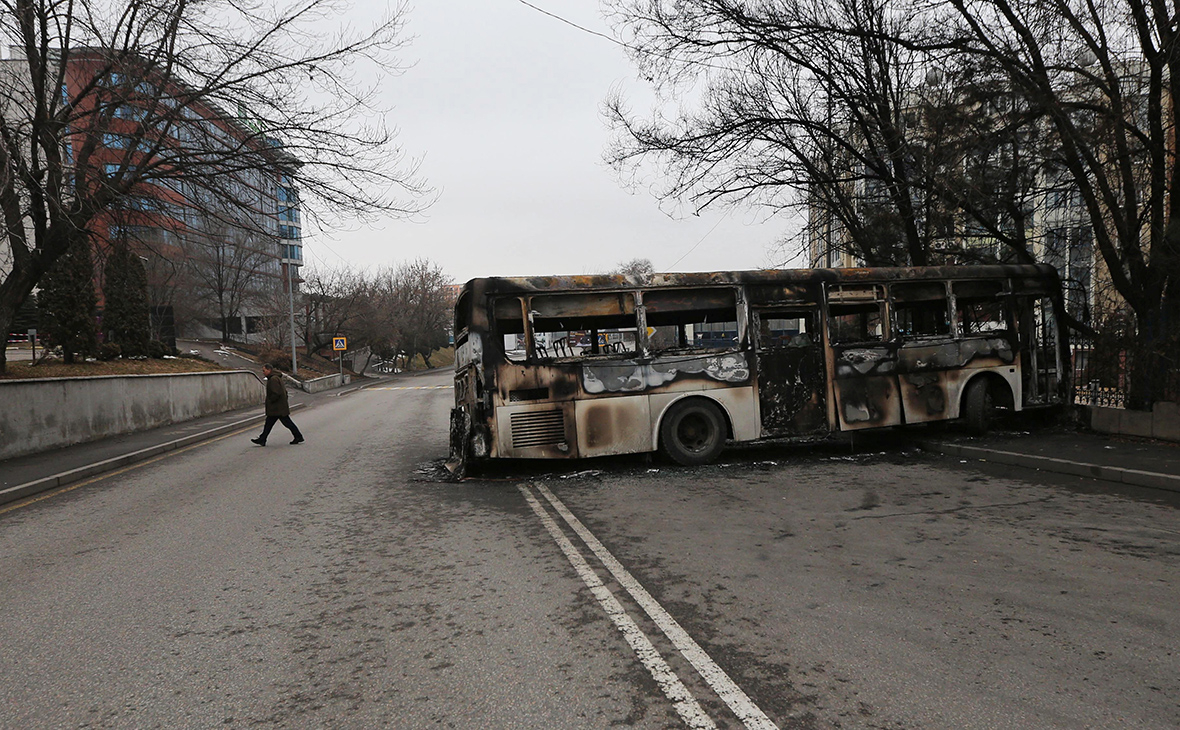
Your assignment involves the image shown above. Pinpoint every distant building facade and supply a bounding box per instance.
[0,46,303,343]
[805,84,1110,329]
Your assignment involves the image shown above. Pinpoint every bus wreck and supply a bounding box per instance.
[447,265,1067,474]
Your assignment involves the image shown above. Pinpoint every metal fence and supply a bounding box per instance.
[1070,333,1180,409]
[1071,337,1127,408]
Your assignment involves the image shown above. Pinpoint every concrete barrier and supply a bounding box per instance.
[300,373,350,393]
[1085,401,1180,443]
[0,370,263,460]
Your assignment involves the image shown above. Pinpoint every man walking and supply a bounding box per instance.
[252,363,304,446]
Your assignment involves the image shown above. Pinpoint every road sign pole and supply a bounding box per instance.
[332,336,347,383]
[287,262,298,375]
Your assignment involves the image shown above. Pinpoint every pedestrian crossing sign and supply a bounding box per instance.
[333,336,348,351]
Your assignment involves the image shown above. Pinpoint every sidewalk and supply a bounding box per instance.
[0,373,394,506]
[918,425,1180,493]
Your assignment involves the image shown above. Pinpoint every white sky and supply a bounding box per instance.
[307,1,802,284]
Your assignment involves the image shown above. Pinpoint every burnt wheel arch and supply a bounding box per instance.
[657,396,730,466]
[961,373,1014,434]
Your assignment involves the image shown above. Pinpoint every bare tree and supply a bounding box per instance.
[181,219,277,342]
[604,0,949,266]
[941,0,1180,407]
[603,0,1065,270]
[365,258,450,369]
[393,259,452,368]
[610,257,655,277]
[300,264,370,356]
[0,0,429,373]
[608,0,1180,406]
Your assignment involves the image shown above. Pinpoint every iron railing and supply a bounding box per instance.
[1070,337,1128,408]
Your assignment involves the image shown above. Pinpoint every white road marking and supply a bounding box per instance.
[370,385,453,390]
[519,485,717,729]
[535,483,779,730]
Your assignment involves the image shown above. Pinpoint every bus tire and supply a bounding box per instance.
[963,378,996,435]
[659,398,727,466]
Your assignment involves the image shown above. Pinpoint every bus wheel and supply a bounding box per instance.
[963,378,996,435]
[660,399,726,466]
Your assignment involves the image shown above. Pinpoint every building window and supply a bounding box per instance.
[114,105,148,121]
[1045,226,1092,323]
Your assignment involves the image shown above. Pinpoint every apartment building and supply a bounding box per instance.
[0,46,303,343]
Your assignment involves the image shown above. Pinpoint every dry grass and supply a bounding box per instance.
[0,356,230,380]
[408,346,455,370]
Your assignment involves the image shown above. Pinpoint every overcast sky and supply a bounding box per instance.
[308,1,801,284]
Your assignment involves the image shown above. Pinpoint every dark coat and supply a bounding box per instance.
[265,371,290,417]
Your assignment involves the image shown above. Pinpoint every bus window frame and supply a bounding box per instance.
[490,295,530,362]
[496,287,748,364]
[642,287,745,357]
[753,305,821,352]
[826,284,888,345]
[889,281,953,341]
[951,280,1015,339]
[514,290,644,364]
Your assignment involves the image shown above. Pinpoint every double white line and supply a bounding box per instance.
[520,482,778,730]
[372,385,453,390]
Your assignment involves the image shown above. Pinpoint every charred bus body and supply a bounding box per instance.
[448,266,1067,473]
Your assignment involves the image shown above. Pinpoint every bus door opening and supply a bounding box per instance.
[827,284,903,430]
[754,306,827,436]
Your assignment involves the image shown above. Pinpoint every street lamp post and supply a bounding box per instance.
[286,259,298,374]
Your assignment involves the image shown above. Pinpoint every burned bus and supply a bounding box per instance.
[448,265,1067,472]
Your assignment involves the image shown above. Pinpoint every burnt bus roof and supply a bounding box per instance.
[460,264,1061,297]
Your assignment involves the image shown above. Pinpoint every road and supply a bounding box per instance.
[1,369,1178,728]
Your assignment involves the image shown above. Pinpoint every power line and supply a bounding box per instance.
[514,0,627,48]
[666,211,730,270]
[514,0,732,72]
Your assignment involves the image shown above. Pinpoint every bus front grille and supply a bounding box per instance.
[511,410,566,448]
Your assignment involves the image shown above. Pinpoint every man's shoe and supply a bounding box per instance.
[251,438,266,446]
[291,438,305,445]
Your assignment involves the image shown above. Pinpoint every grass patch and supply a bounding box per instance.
[0,356,231,380]
[407,346,455,370]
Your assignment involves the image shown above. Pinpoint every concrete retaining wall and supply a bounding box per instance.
[1086,401,1180,442]
[300,373,350,393]
[0,370,263,460]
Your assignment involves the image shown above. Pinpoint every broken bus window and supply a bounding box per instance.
[493,296,528,362]
[529,291,638,359]
[828,285,885,344]
[643,288,740,353]
[954,280,1010,335]
[892,281,951,339]
[759,309,818,349]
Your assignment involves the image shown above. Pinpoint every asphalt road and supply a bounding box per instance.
[2,369,1178,728]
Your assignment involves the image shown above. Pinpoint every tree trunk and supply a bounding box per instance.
[0,295,14,374]
[218,292,228,343]
[1126,328,1156,412]
[0,259,45,375]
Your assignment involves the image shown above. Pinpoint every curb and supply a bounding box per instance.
[334,376,394,397]
[0,404,304,507]
[919,442,1180,494]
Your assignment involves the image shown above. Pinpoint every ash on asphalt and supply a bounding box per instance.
[431,428,939,486]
